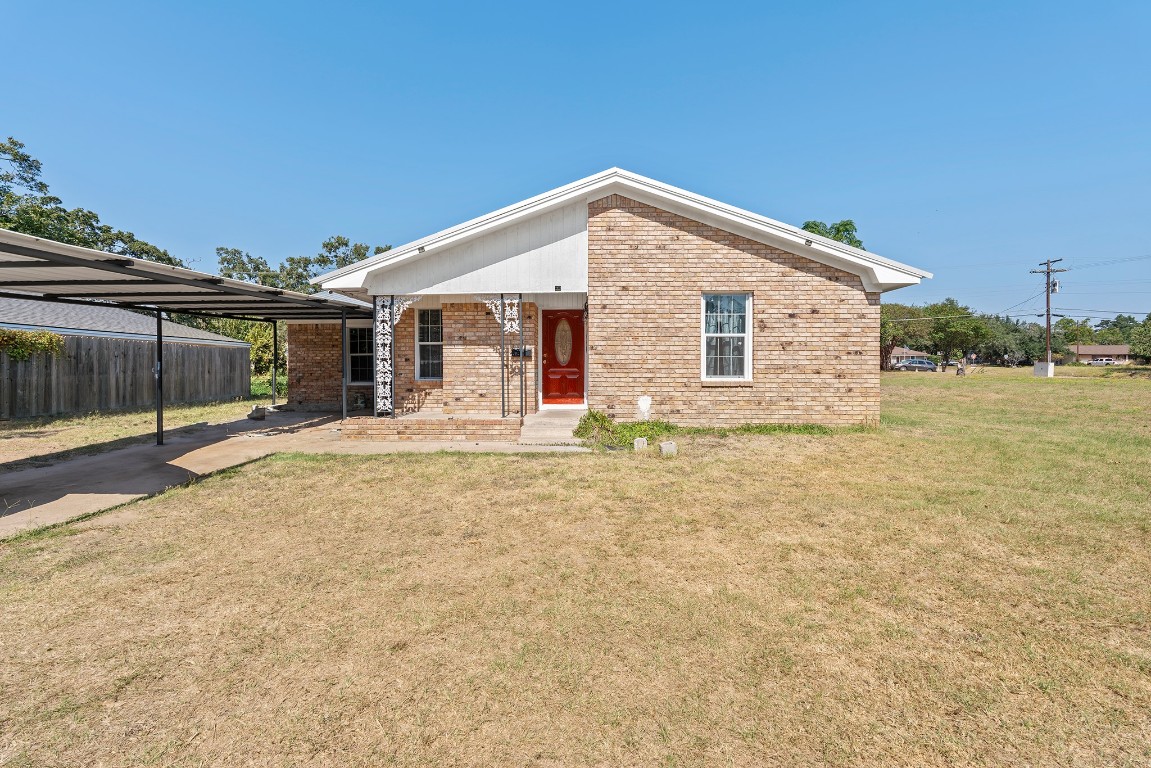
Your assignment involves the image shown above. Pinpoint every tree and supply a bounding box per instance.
[923,298,989,369]
[977,316,1046,366]
[1130,314,1151,361]
[1,137,184,266]
[216,237,389,295]
[801,219,864,249]
[1095,314,1139,344]
[185,237,388,374]
[1054,317,1095,346]
[880,303,930,370]
[216,247,281,286]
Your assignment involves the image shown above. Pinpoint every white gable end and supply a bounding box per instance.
[361,201,587,296]
[319,169,932,296]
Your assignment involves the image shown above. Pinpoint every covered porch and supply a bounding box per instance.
[302,292,588,441]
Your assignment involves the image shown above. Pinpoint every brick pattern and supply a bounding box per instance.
[441,302,538,415]
[341,415,521,442]
[586,195,880,426]
[287,302,538,416]
[286,323,371,410]
[394,311,446,413]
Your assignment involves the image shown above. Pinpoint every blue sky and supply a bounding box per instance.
[6,1,1150,321]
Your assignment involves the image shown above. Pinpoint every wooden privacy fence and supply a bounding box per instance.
[0,335,250,419]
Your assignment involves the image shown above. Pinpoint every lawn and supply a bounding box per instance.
[0,400,261,468]
[1,370,1149,766]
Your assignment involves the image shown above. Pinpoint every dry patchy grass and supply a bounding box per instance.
[0,400,257,468]
[1,373,1149,766]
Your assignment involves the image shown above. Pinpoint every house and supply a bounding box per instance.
[287,169,930,436]
[1069,344,1132,364]
[890,346,931,366]
[0,296,250,419]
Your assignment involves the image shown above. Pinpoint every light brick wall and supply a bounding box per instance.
[287,303,537,415]
[586,195,880,426]
[442,302,538,415]
[286,316,444,412]
[394,311,446,413]
[286,323,370,410]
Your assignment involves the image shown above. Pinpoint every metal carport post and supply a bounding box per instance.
[155,310,164,445]
[0,228,374,447]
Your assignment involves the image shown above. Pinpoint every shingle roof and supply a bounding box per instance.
[0,296,249,346]
[1072,344,1130,355]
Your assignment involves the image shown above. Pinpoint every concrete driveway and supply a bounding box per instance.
[0,411,585,538]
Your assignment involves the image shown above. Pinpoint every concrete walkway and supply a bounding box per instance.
[518,408,586,444]
[0,411,587,538]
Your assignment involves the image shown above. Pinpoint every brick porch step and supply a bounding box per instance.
[341,414,522,442]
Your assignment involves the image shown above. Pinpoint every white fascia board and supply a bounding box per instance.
[319,168,932,294]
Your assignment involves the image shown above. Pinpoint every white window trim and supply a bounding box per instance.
[415,308,444,381]
[700,293,753,381]
[347,326,374,386]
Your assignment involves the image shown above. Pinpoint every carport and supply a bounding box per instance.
[0,229,372,444]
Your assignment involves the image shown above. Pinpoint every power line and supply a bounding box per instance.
[998,289,1048,314]
[886,311,1045,322]
[1064,254,1151,271]
[1053,307,1150,315]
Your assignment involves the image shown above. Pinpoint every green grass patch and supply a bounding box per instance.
[574,409,836,449]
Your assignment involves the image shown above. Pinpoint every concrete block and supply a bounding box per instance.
[1033,362,1055,378]
[633,437,648,451]
[659,441,677,457]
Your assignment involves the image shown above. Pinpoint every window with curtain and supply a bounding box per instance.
[417,309,443,380]
[347,327,373,384]
[701,294,751,379]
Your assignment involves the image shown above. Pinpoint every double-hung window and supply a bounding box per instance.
[416,309,443,380]
[701,294,751,380]
[347,327,374,384]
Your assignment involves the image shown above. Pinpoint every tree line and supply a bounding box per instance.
[2,137,385,374]
[798,219,1151,368]
[6,143,1147,375]
[881,301,1151,369]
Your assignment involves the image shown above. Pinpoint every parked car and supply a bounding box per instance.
[894,358,938,372]
[1088,357,1117,366]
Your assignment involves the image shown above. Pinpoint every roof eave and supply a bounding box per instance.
[316,168,932,292]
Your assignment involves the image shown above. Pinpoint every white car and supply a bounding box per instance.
[1088,357,1117,366]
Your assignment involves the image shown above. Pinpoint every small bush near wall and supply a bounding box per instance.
[0,329,65,361]
[250,371,288,398]
[574,409,838,449]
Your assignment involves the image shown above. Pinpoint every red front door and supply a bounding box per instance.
[541,310,585,404]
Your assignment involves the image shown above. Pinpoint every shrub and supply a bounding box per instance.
[0,329,66,361]
[574,409,837,449]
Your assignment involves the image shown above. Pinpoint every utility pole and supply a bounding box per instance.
[1030,258,1067,366]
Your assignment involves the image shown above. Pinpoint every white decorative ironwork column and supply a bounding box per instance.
[475,294,522,417]
[373,295,418,417]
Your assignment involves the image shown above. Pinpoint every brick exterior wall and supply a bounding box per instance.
[342,415,521,441]
[442,302,538,415]
[586,195,881,426]
[394,311,446,413]
[286,323,372,411]
[287,302,538,415]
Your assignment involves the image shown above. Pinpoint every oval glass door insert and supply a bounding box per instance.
[555,319,573,366]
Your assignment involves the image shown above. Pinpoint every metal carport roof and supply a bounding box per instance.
[0,229,371,321]
[0,229,370,443]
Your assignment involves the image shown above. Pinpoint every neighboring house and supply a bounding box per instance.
[289,169,930,431]
[1070,344,1132,364]
[0,297,250,419]
[890,346,931,366]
